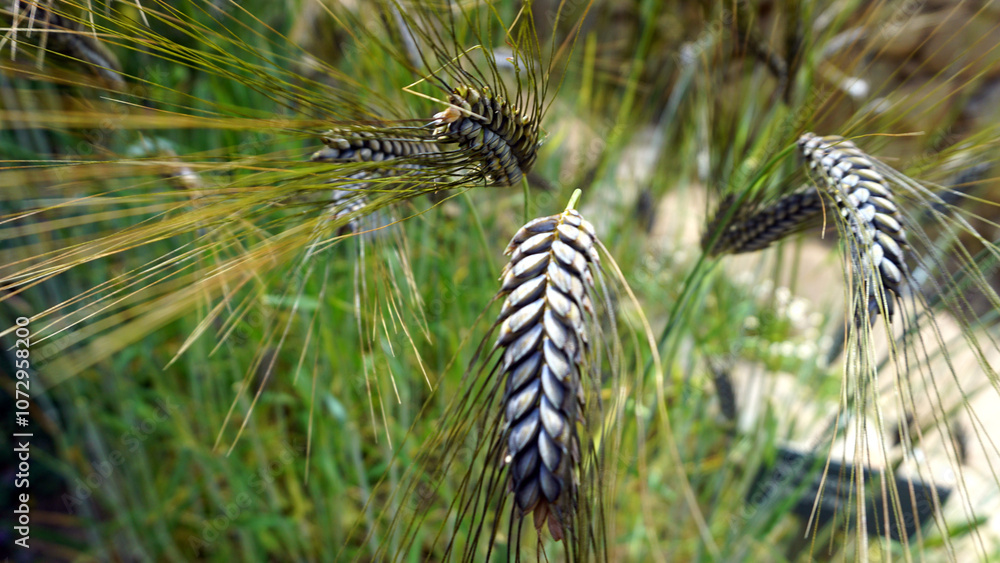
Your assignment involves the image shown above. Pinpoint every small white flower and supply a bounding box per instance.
[775,286,792,307]
[808,312,824,327]
[787,298,809,325]
[797,342,817,359]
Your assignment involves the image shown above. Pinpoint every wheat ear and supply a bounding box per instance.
[3,3,124,88]
[798,132,907,321]
[495,206,600,540]
[312,129,440,164]
[431,84,539,187]
[703,187,825,256]
[311,129,440,232]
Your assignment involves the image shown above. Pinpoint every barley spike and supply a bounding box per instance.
[312,129,439,164]
[798,132,908,321]
[4,4,125,88]
[431,84,539,187]
[310,128,439,233]
[495,207,599,541]
[703,187,825,256]
[323,187,367,234]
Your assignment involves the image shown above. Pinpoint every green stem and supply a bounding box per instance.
[522,175,531,223]
[565,188,583,211]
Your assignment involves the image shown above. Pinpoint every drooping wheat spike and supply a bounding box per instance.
[312,128,441,165]
[703,163,990,259]
[702,186,825,256]
[431,84,539,186]
[320,188,366,235]
[311,128,441,232]
[314,83,541,190]
[2,2,124,88]
[496,207,599,540]
[798,132,908,322]
[776,131,1000,554]
[308,82,539,196]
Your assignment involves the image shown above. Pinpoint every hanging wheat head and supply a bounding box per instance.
[798,132,908,323]
[311,128,441,232]
[319,82,542,191]
[430,84,539,186]
[792,132,1000,552]
[705,134,910,322]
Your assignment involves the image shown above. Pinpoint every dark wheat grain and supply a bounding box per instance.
[310,129,439,232]
[495,207,599,540]
[703,187,825,256]
[798,132,908,322]
[431,84,539,187]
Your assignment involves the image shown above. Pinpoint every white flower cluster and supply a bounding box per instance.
[733,274,833,366]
